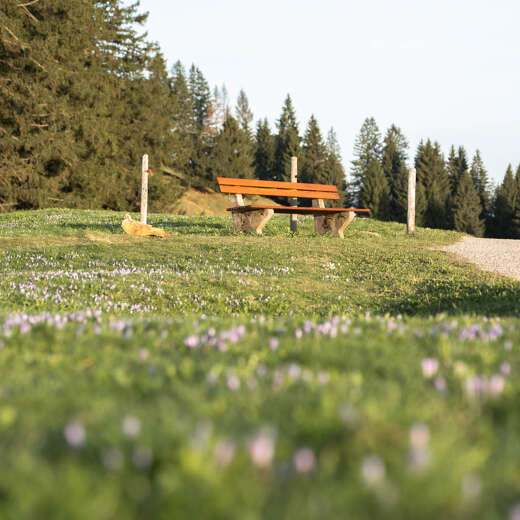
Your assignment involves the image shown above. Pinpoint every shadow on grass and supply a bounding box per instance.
[60,220,230,234]
[381,278,520,317]
[156,220,229,233]
[59,222,120,232]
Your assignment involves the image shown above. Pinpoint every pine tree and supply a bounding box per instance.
[350,117,382,206]
[415,140,450,229]
[170,61,196,175]
[254,119,275,181]
[0,0,106,208]
[130,51,179,209]
[360,158,391,219]
[493,165,518,237]
[300,116,328,184]
[447,145,469,196]
[512,164,520,238]
[188,64,211,131]
[0,0,173,210]
[469,150,491,232]
[382,125,408,221]
[274,94,300,182]
[515,164,520,200]
[325,128,347,206]
[212,85,230,130]
[452,171,484,236]
[235,89,254,137]
[208,116,254,184]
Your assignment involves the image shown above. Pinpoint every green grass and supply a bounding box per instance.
[1,209,520,519]
[0,209,518,318]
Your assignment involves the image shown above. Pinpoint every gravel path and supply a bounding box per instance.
[438,236,520,281]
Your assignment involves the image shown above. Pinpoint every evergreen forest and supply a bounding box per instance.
[1,0,518,238]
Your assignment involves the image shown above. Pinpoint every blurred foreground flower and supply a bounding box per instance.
[361,455,385,485]
[214,440,236,467]
[421,358,439,378]
[64,421,86,448]
[466,374,505,399]
[248,432,275,468]
[102,448,124,471]
[510,503,520,520]
[408,423,430,472]
[122,415,141,437]
[293,447,316,474]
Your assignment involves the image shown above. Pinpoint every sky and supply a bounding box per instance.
[138,0,519,184]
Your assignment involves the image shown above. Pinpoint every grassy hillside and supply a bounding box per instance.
[1,209,520,519]
[1,209,519,317]
[169,188,276,216]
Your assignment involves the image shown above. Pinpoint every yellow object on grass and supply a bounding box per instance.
[121,214,168,238]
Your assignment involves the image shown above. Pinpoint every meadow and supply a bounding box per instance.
[1,209,520,519]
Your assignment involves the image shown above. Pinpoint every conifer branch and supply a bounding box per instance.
[2,25,19,42]
[17,0,40,7]
[0,126,18,142]
[29,57,47,72]
[20,5,39,23]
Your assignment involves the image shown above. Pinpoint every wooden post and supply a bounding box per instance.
[140,154,149,224]
[290,156,298,232]
[407,167,416,235]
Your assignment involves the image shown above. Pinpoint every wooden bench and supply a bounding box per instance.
[217,177,370,238]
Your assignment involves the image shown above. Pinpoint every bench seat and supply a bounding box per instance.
[217,176,370,238]
[227,205,371,216]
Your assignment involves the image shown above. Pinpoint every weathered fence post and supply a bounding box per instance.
[140,154,149,224]
[407,167,416,235]
[290,156,298,233]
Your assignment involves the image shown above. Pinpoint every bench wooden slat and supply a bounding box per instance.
[218,176,370,237]
[217,177,338,193]
[219,185,340,200]
[227,205,370,215]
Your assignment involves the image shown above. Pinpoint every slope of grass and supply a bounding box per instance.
[1,209,520,519]
[169,188,275,216]
[0,209,518,318]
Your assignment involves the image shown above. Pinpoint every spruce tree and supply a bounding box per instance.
[325,128,347,206]
[350,117,382,206]
[359,158,391,219]
[254,119,275,181]
[447,145,469,196]
[300,116,328,184]
[512,164,520,238]
[382,125,408,221]
[274,94,300,182]
[212,85,230,130]
[170,61,196,176]
[188,64,211,131]
[452,171,484,236]
[0,0,107,208]
[469,150,491,232]
[515,164,520,200]
[235,89,254,138]
[208,116,254,184]
[0,0,174,210]
[493,165,518,237]
[415,140,450,229]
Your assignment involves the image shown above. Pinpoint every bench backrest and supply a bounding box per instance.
[217,177,340,200]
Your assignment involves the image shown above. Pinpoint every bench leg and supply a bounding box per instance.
[232,209,274,235]
[314,212,356,239]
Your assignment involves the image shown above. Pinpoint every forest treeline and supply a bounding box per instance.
[0,0,344,212]
[350,117,520,238]
[0,0,518,237]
